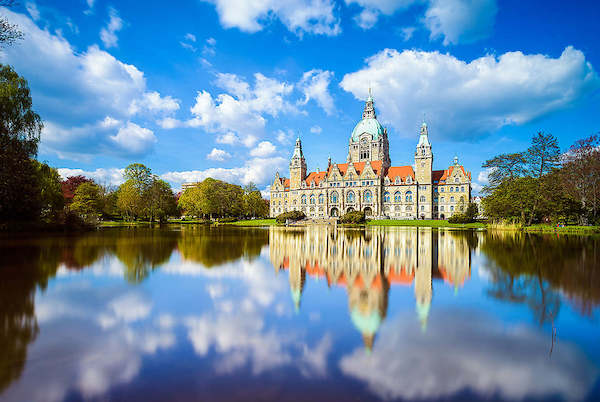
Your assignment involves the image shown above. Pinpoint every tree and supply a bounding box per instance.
[70,182,102,224]
[0,65,43,222]
[481,152,527,192]
[178,185,203,218]
[0,1,22,48]
[34,161,64,223]
[561,134,600,224]
[124,163,153,193]
[61,175,93,204]
[524,132,561,224]
[116,180,144,221]
[147,179,177,222]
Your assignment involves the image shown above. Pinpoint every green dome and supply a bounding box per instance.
[351,118,384,142]
[350,308,382,335]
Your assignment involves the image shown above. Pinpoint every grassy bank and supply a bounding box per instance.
[225,219,277,226]
[523,224,599,234]
[367,219,486,229]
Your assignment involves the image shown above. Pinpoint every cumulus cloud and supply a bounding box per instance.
[425,0,497,45]
[161,156,287,187]
[276,129,294,144]
[202,0,340,36]
[109,122,157,155]
[310,125,322,134]
[346,0,419,29]
[400,26,416,41]
[250,141,277,157]
[206,148,232,161]
[57,167,125,186]
[0,10,178,160]
[161,72,294,146]
[100,7,124,48]
[340,47,600,139]
[298,69,335,115]
[339,311,598,401]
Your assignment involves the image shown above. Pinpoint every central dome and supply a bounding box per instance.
[351,117,384,142]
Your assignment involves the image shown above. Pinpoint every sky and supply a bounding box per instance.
[1,0,599,195]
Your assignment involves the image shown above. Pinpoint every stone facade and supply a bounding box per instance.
[270,94,472,219]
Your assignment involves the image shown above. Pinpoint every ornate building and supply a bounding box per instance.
[270,93,472,219]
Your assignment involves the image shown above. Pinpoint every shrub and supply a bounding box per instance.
[448,213,473,224]
[339,211,366,224]
[275,211,306,224]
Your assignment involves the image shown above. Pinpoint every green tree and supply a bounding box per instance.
[0,65,43,222]
[178,185,203,218]
[481,152,527,193]
[116,180,144,220]
[34,161,64,223]
[70,182,102,224]
[0,1,22,48]
[147,179,177,222]
[124,163,153,192]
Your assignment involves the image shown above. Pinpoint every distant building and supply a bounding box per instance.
[270,92,472,219]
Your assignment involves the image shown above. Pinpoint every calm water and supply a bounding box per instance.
[0,226,599,402]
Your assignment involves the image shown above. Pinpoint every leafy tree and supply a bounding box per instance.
[243,182,268,217]
[178,185,203,218]
[0,1,22,48]
[524,132,561,224]
[0,65,43,222]
[116,180,144,221]
[70,182,102,224]
[147,179,177,222]
[100,185,119,220]
[61,175,93,204]
[561,134,600,224]
[481,152,527,192]
[34,161,64,223]
[124,163,153,193]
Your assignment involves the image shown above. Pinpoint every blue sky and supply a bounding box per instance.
[1,0,599,194]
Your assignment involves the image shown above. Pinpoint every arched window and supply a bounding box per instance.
[364,190,372,203]
[450,187,454,192]
[301,195,307,204]
[347,191,355,203]
[450,205,454,211]
[405,191,413,202]
[420,195,426,202]
[450,196,455,202]
[331,191,338,203]
[421,205,425,211]
[461,186,465,192]
[441,196,445,202]
[455,177,459,183]
[383,192,390,203]
[455,186,459,192]
[318,194,324,204]
[293,199,297,205]
[310,195,315,204]
[440,206,444,211]
[394,192,401,202]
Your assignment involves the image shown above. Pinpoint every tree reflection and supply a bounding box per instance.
[482,231,600,322]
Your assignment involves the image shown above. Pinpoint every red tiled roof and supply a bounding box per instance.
[327,160,383,177]
[386,166,415,182]
[434,165,471,183]
[305,171,327,186]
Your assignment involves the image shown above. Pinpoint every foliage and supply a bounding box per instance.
[339,210,366,224]
[275,210,306,224]
[0,1,22,48]
[482,152,527,193]
[70,182,102,224]
[366,219,486,228]
[33,160,64,223]
[242,183,268,218]
[61,175,93,204]
[178,178,249,218]
[449,202,479,223]
[0,64,43,223]
[147,179,178,222]
[116,179,144,221]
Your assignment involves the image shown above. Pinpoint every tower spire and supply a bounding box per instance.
[362,88,376,119]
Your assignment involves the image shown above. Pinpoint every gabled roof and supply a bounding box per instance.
[434,165,471,184]
[305,171,327,186]
[386,166,415,181]
[327,161,383,178]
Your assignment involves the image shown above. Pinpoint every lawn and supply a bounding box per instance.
[367,219,486,229]
[225,219,278,226]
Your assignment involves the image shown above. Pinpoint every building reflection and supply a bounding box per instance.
[269,226,474,350]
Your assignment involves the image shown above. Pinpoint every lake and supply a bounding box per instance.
[0,225,598,401]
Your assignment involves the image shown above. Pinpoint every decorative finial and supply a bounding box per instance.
[454,155,459,165]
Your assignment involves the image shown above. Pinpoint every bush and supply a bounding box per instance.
[448,213,474,224]
[339,211,366,224]
[276,211,306,224]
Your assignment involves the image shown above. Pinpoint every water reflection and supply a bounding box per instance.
[0,226,598,401]
[270,227,476,349]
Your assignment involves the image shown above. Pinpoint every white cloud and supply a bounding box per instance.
[207,148,232,161]
[216,131,240,145]
[202,37,217,56]
[25,1,40,21]
[276,129,294,144]
[298,69,335,115]
[161,156,286,187]
[425,0,497,45]
[340,312,597,401]
[100,7,124,48]
[340,47,600,139]
[202,0,340,36]
[354,8,379,29]
[0,10,175,160]
[346,0,420,29]
[109,122,157,155]
[184,33,197,42]
[400,26,415,41]
[128,91,180,115]
[310,125,322,134]
[57,167,125,186]
[250,141,277,157]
